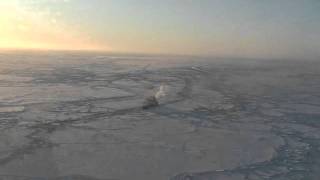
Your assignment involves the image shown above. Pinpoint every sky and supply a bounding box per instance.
[0,0,319,59]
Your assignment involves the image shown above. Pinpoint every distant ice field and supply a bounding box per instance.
[0,50,319,180]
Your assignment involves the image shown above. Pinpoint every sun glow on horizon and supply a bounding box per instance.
[0,1,110,51]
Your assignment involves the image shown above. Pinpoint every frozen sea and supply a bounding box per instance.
[0,50,320,180]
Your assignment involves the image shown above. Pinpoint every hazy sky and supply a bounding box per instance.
[0,0,319,59]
